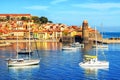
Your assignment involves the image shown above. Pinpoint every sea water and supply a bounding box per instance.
[0,32,120,80]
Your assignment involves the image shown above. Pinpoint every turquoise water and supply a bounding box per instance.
[0,32,120,80]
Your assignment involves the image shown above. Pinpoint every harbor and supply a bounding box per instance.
[0,0,120,79]
[0,42,120,80]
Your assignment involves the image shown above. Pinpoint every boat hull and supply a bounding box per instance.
[18,51,33,54]
[62,47,77,50]
[92,45,108,49]
[71,43,84,48]
[79,61,109,68]
[18,49,33,54]
[7,59,40,67]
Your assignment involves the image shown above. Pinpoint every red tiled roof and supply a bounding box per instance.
[0,14,31,16]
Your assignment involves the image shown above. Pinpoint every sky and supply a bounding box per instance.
[0,0,120,32]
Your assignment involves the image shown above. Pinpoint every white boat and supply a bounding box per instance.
[62,46,77,50]
[70,42,84,48]
[6,23,40,67]
[79,27,109,68]
[92,44,108,49]
[79,55,109,68]
[6,58,40,67]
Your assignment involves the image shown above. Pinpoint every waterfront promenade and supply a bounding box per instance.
[0,39,120,44]
[0,39,59,43]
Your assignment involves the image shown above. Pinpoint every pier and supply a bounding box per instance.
[89,38,120,44]
[103,39,120,44]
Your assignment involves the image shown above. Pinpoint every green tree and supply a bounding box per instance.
[6,16,10,20]
[32,16,40,24]
[21,17,29,21]
[39,16,48,24]
[48,21,53,23]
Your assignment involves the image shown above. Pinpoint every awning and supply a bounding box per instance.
[84,55,97,59]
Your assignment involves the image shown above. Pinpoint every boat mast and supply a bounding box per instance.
[26,34,27,51]
[16,26,18,59]
[101,23,107,61]
[28,21,31,60]
[95,27,98,61]
[101,23,103,45]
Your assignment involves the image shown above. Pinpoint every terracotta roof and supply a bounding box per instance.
[0,14,31,16]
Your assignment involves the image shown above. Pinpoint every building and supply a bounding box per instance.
[82,20,89,43]
[0,14,31,20]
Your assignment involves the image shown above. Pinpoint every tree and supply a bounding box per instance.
[31,16,40,24]
[6,16,10,20]
[21,17,29,21]
[48,21,53,23]
[39,16,48,24]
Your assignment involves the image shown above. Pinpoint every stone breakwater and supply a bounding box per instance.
[89,38,120,44]
[103,39,120,44]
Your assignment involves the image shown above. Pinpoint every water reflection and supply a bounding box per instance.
[0,42,111,80]
[8,65,40,80]
[83,67,109,80]
[8,65,39,70]
[80,43,93,61]
[17,42,62,51]
[83,67,98,79]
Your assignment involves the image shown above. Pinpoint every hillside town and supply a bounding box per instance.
[0,14,102,43]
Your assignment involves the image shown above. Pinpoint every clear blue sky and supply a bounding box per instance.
[0,0,120,31]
